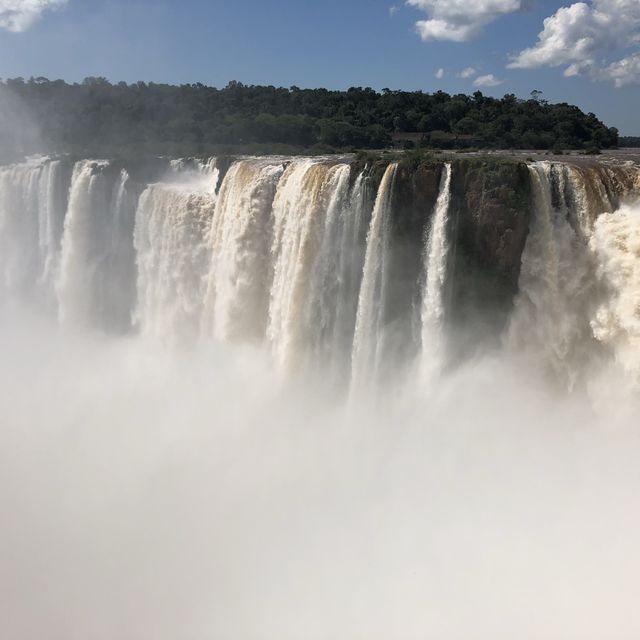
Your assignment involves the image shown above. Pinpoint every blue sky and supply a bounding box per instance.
[0,0,639,134]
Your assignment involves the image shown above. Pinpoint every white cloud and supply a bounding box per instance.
[508,0,640,87]
[602,53,640,88]
[407,0,529,42]
[435,68,445,79]
[389,5,400,17]
[473,74,504,87]
[0,0,67,32]
[459,67,477,79]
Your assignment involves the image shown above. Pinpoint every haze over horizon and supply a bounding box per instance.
[0,0,639,135]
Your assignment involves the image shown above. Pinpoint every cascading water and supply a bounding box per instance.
[57,161,138,331]
[202,159,284,342]
[170,156,218,177]
[0,154,639,390]
[134,164,218,341]
[318,169,372,379]
[590,202,640,382]
[351,162,397,391]
[507,160,640,390]
[56,160,107,328]
[0,158,68,303]
[507,162,597,387]
[0,161,39,296]
[36,160,68,302]
[104,169,139,331]
[267,159,368,373]
[420,162,452,375]
[3,152,640,640]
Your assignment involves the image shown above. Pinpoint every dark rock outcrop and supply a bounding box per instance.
[448,158,532,354]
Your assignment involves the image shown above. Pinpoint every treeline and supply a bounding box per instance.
[620,137,640,148]
[0,77,619,160]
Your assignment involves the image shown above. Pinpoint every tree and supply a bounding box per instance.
[0,78,619,158]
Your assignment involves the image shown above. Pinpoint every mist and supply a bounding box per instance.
[0,84,42,164]
[1,153,640,639]
[2,303,640,640]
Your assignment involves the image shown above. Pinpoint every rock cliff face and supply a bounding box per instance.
[386,162,445,357]
[448,158,532,352]
[354,156,533,357]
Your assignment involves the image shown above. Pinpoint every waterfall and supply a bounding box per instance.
[2,153,640,390]
[202,159,284,342]
[170,156,217,177]
[299,163,358,373]
[351,162,397,390]
[0,160,40,296]
[564,165,595,238]
[57,161,137,331]
[200,157,369,376]
[134,169,218,341]
[505,161,640,389]
[0,158,68,302]
[322,169,371,379]
[36,160,68,302]
[104,170,138,332]
[420,162,452,372]
[590,202,640,382]
[57,160,109,328]
[507,162,601,387]
[267,160,353,370]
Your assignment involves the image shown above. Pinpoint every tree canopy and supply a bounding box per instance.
[0,77,619,161]
[620,137,640,148]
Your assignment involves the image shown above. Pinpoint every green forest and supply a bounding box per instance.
[0,77,619,160]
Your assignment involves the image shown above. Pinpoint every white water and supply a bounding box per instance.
[1,154,640,639]
[421,162,452,374]
[36,160,66,298]
[0,157,67,301]
[57,162,137,331]
[3,154,639,386]
[267,160,346,369]
[202,159,284,342]
[57,161,108,328]
[326,170,371,378]
[351,162,397,391]
[134,174,217,341]
[590,202,640,382]
[508,161,640,391]
[507,163,599,388]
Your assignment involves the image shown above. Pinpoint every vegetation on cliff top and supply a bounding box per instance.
[0,77,618,161]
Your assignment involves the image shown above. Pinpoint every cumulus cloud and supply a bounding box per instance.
[602,53,640,88]
[0,0,67,32]
[389,5,400,17]
[407,0,529,42]
[459,67,477,79]
[508,0,640,87]
[435,68,445,79]
[473,73,504,87]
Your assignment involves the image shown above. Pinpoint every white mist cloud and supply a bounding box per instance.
[389,5,400,17]
[459,67,477,79]
[473,73,504,87]
[0,0,67,32]
[407,0,529,42]
[3,308,640,639]
[435,68,445,79]
[508,0,640,87]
